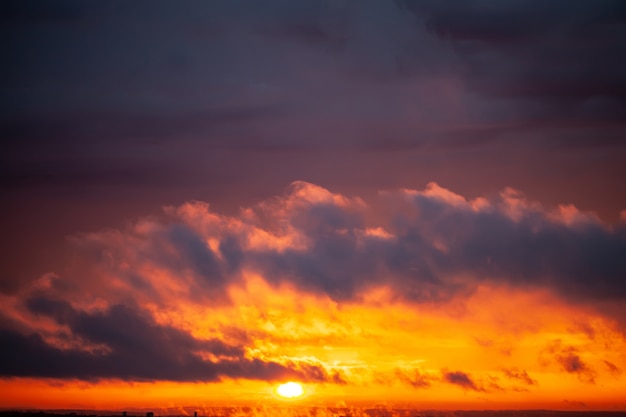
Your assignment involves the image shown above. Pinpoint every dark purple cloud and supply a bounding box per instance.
[0,297,339,382]
[2,0,626,297]
[3,0,626,178]
[10,182,626,320]
[604,360,621,375]
[543,340,597,383]
[502,368,537,386]
[232,183,626,308]
[408,0,626,98]
[442,370,483,392]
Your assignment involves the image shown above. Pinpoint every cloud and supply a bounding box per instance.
[398,0,626,152]
[502,368,537,385]
[543,340,597,383]
[0,297,339,383]
[563,399,588,409]
[3,4,625,298]
[604,360,621,376]
[441,370,483,392]
[394,368,433,389]
[1,181,625,382]
[406,0,626,101]
[237,181,626,308]
[0,0,84,24]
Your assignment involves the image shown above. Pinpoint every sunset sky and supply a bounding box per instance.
[2,0,626,412]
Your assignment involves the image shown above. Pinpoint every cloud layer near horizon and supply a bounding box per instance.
[1,182,625,387]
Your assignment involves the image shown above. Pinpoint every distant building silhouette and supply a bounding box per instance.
[146,412,154,417]
[122,412,127,417]
[193,412,197,417]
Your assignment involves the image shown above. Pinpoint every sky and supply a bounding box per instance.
[1,0,626,412]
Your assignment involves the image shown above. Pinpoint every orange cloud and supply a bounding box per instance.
[1,182,626,410]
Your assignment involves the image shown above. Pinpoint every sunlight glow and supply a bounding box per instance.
[276,382,304,399]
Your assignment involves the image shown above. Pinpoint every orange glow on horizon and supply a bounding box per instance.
[2,280,626,411]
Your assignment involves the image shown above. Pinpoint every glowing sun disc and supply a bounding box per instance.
[276,382,304,399]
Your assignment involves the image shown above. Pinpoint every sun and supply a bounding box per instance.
[276,382,304,399]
